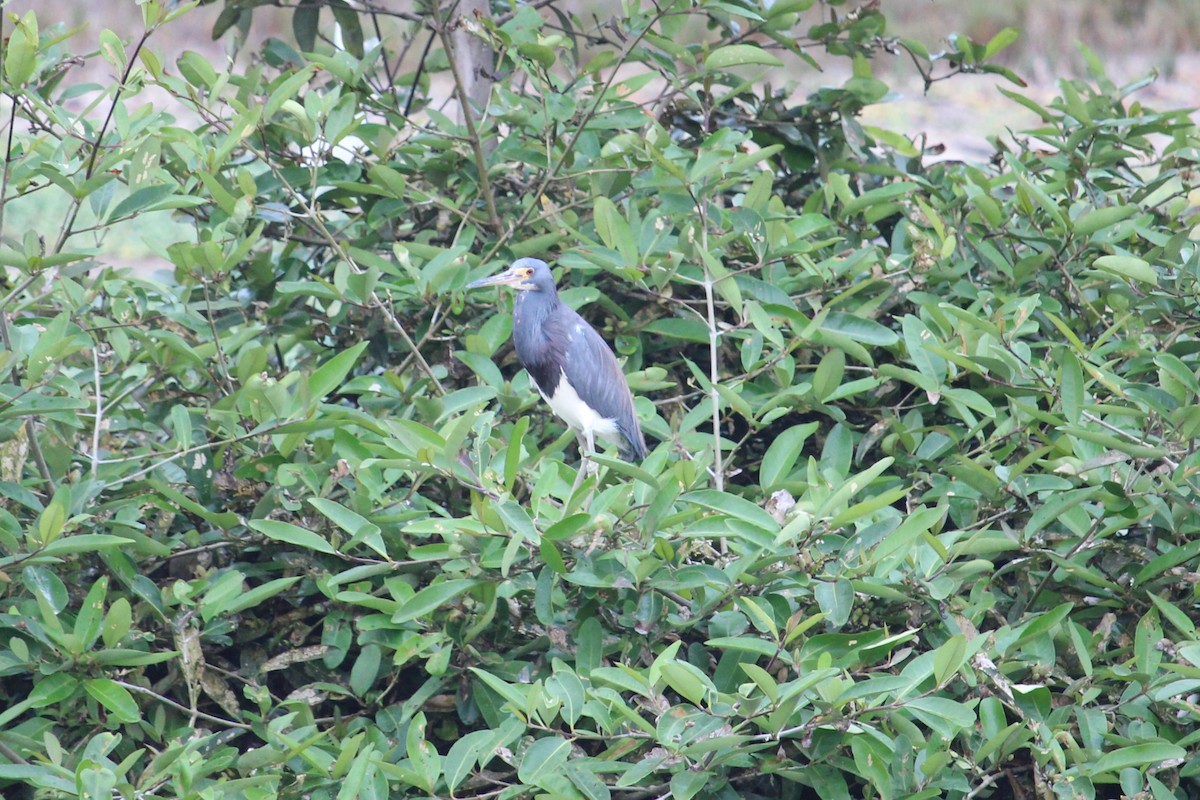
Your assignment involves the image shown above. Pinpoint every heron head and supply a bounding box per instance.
[466,258,555,293]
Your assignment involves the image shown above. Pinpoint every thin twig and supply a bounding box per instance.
[200,274,236,396]
[683,189,725,493]
[54,27,154,254]
[1081,409,1179,470]
[90,345,103,478]
[405,27,440,118]
[0,71,56,491]
[102,420,292,490]
[480,7,673,265]
[196,106,447,394]
[116,680,253,731]
[432,0,502,233]
[963,768,1005,800]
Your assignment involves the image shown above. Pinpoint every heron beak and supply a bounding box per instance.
[466,268,528,290]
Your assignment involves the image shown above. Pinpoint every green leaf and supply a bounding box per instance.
[74,576,108,652]
[98,28,127,71]
[593,196,638,267]
[309,342,368,403]
[812,348,846,403]
[248,519,338,555]
[349,644,382,696]
[565,761,612,800]
[1146,593,1196,637]
[826,484,908,528]
[4,12,38,86]
[933,634,968,686]
[517,737,572,787]
[575,617,603,676]
[905,696,977,730]
[336,743,376,800]
[1059,349,1084,425]
[83,679,140,724]
[221,576,302,616]
[813,579,854,628]
[759,422,818,491]
[671,770,711,800]
[437,386,497,422]
[108,184,180,221]
[1074,204,1137,236]
[1093,255,1157,286]
[982,27,1020,59]
[1009,602,1075,651]
[682,490,779,533]
[309,498,386,557]
[1135,539,1200,587]
[870,505,945,564]
[644,318,712,343]
[470,668,531,711]
[739,662,779,702]
[660,660,716,706]
[404,716,442,794]
[293,2,320,52]
[505,415,530,490]
[29,673,78,707]
[1091,743,1186,775]
[330,2,365,57]
[444,730,491,792]
[1025,487,1102,537]
[102,597,132,649]
[393,579,479,623]
[704,44,784,69]
[821,312,899,346]
[546,667,586,727]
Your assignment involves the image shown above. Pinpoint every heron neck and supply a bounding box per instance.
[513,289,561,372]
[516,289,560,326]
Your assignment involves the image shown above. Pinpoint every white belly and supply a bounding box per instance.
[541,369,619,441]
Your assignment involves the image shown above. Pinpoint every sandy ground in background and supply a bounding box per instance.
[860,53,1200,162]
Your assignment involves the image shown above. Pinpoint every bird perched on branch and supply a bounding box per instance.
[466,258,647,468]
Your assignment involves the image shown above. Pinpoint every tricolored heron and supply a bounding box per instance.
[466,258,647,471]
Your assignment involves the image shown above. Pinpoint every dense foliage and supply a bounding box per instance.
[1,1,1199,798]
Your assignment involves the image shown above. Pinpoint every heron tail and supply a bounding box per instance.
[619,425,647,462]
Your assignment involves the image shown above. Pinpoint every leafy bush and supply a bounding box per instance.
[1,1,1199,799]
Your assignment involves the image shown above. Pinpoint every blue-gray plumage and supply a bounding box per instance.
[466,258,647,463]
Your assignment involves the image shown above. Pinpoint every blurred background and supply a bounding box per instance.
[3,0,1197,270]
[9,0,1200,158]
[6,0,1198,160]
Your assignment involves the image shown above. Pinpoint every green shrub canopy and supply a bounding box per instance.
[0,2,1198,799]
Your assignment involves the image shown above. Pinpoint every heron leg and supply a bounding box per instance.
[570,428,599,496]
[569,431,588,494]
[583,428,598,476]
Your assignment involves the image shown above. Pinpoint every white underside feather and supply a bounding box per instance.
[540,368,620,448]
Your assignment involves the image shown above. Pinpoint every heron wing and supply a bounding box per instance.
[561,310,647,461]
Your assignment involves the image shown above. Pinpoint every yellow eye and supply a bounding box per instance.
[520,268,532,277]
